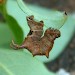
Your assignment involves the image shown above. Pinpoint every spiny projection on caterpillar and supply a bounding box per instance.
[11,15,61,58]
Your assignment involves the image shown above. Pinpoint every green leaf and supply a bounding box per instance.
[0,49,56,75]
[0,23,55,75]
[0,0,74,74]
[5,0,67,39]
[4,0,68,62]
[6,0,29,38]
[0,22,13,49]
[4,15,24,44]
[17,0,67,29]
[2,1,23,44]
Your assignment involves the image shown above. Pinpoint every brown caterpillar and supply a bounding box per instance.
[11,15,60,58]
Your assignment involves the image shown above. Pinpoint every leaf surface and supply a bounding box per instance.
[0,23,55,75]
